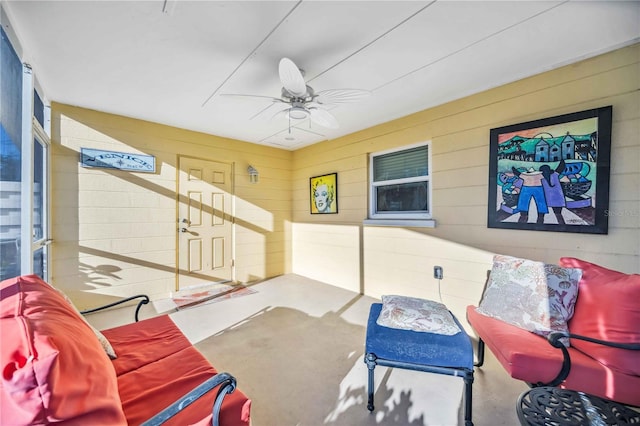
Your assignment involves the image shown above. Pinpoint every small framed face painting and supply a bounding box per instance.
[310,173,338,214]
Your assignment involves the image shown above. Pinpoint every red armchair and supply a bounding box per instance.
[467,257,640,407]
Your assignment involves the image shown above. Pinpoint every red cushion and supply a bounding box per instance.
[561,258,640,376]
[102,315,192,376]
[467,305,640,406]
[104,315,251,426]
[467,305,565,383]
[0,275,126,425]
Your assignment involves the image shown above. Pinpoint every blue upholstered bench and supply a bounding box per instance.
[365,302,475,426]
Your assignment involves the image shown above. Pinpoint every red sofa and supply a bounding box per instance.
[1,274,251,425]
[467,257,640,407]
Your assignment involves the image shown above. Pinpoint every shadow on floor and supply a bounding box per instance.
[195,305,438,425]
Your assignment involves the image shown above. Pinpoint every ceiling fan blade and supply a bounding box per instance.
[279,58,307,98]
[270,107,291,122]
[314,89,370,105]
[220,93,285,103]
[308,107,339,129]
[249,102,290,121]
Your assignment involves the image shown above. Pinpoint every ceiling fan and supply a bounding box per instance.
[224,58,370,130]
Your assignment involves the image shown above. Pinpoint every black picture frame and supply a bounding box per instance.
[487,106,612,234]
[310,172,338,214]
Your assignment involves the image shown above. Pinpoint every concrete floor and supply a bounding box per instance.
[86,274,529,426]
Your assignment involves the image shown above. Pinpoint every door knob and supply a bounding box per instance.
[180,227,188,233]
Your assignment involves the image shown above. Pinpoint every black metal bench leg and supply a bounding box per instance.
[464,374,474,426]
[474,338,485,367]
[365,353,376,412]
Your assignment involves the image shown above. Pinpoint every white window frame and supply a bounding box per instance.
[364,141,435,228]
[20,67,52,279]
[20,63,34,275]
[31,108,52,279]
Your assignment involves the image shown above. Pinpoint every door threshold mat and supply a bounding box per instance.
[172,284,257,309]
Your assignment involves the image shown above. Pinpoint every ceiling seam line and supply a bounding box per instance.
[372,0,571,92]
[344,57,627,151]
[250,103,278,121]
[201,0,303,107]
[258,121,325,144]
[306,0,437,84]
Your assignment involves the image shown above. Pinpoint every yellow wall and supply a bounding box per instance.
[292,43,640,320]
[51,44,639,320]
[51,105,292,308]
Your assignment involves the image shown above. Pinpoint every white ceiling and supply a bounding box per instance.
[4,1,640,150]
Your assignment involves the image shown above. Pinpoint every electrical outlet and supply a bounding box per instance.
[434,266,443,280]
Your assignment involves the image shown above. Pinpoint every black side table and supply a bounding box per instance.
[517,387,640,425]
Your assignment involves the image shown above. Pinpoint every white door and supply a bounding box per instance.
[177,156,233,290]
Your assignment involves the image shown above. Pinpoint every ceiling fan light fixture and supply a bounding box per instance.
[231,57,367,131]
[288,106,309,120]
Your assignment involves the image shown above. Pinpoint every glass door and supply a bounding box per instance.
[32,126,50,279]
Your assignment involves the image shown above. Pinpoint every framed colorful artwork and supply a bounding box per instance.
[487,106,612,234]
[310,172,338,214]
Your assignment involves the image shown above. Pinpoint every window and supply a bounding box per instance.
[0,21,51,281]
[1,27,24,281]
[366,142,434,227]
[34,89,45,128]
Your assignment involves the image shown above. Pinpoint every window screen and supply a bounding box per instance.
[373,145,428,182]
[370,143,431,219]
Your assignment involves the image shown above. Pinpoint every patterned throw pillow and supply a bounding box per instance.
[477,255,582,346]
[376,295,461,335]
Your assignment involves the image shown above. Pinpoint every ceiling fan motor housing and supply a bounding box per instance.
[281,85,315,102]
